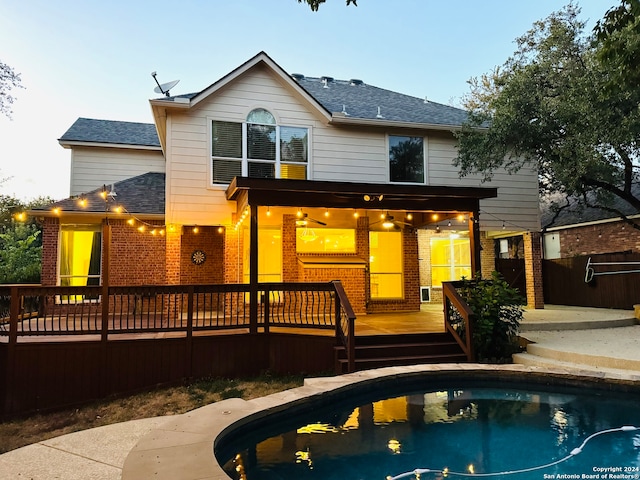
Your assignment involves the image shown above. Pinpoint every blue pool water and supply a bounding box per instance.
[217,379,640,480]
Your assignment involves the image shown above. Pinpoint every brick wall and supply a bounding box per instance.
[180,226,225,284]
[108,220,166,285]
[40,217,59,286]
[524,231,544,308]
[302,266,367,314]
[558,221,640,257]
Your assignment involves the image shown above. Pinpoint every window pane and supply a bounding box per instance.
[389,135,424,183]
[369,231,403,298]
[212,121,242,158]
[296,228,355,253]
[243,226,282,283]
[246,108,275,125]
[280,126,308,163]
[60,228,101,286]
[430,235,471,285]
[248,124,276,160]
[248,161,275,178]
[281,163,307,179]
[213,158,242,184]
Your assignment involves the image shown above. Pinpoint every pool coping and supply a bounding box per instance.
[121,363,640,480]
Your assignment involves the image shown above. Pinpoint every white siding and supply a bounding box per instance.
[70,147,165,196]
[427,136,540,232]
[164,64,540,232]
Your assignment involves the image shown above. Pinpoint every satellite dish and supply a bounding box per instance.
[151,72,180,97]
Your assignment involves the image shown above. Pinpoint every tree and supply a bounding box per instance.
[0,61,23,119]
[455,3,640,229]
[0,195,55,284]
[297,0,357,11]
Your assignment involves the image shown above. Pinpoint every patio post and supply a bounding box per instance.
[249,205,258,334]
[469,209,481,276]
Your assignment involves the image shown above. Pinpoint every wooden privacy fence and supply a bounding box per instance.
[0,281,355,417]
[543,252,640,309]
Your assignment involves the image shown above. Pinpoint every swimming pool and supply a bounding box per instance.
[216,371,640,480]
[120,365,640,480]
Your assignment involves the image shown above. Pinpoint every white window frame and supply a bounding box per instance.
[386,134,428,185]
[209,111,311,185]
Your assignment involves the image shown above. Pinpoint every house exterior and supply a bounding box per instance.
[38,51,543,313]
[541,191,640,260]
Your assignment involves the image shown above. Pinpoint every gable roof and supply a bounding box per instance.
[32,172,165,216]
[63,52,472,149]
[541,186,640,230]
[58,118,160,149]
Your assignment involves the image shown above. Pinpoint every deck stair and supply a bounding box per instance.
[335,332,467,373]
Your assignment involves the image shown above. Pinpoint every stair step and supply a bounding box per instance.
[512,352,640,376]
[337,353,468,371]
[335,342,462,358]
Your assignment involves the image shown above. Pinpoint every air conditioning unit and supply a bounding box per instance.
[420,286,431,303]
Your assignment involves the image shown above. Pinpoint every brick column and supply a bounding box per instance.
[480,232,495,280]
[282,214,298,283]
[40,217,59,286]
[356,216,370,303]
[224,227,240,283]
[524,231,544,308]
[165,226,182,285]
[403,226,421,310]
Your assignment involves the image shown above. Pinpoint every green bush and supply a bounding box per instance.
[455,271,525,362]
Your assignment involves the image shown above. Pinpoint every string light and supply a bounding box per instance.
[388,426,640,480]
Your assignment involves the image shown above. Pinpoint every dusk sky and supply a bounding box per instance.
[0,0,612,201]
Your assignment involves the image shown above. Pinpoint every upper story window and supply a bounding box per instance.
[211,108,308,184]
[388,135,425,184]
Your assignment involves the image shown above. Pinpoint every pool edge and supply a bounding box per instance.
[121,364,640,480]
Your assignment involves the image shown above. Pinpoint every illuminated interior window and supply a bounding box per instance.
[59,225,102,287]
[211,109,309,184]
[430,234,471,286]
[243,226,282,283]
[369,231,403,299]
[296,228,355,253]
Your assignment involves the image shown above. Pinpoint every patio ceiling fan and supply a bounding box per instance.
[296,212,327,226]
[370,213,411,230]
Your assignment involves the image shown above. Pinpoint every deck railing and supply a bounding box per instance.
[0,282,348,339]
[332,280,356,372]
[442,281,476,362]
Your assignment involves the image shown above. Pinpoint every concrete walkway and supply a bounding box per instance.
[1,305,638,479]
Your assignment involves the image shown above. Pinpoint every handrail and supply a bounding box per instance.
[442,281,475,362]
[0,282,345,337]
[331,280,356,373]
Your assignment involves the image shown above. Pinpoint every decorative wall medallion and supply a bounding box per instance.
[191,250,206,265]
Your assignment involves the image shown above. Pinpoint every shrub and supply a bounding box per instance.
[455,271,525,362]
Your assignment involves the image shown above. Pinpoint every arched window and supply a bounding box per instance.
[211,108,309,184]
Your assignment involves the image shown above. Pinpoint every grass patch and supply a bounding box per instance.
[0,373,306,454]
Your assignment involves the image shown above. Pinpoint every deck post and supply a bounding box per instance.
[5,286,19,413]
[249,205,258,334]
[100,223,111,397]
[186,285,194,379]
